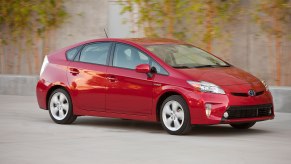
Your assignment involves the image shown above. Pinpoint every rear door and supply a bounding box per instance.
[67,42,112,112]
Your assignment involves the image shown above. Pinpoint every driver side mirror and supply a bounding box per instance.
[135,64,151,73]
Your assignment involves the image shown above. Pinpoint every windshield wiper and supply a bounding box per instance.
[194,65,217,68]
[194,64,231,68]
[172,65,190,69]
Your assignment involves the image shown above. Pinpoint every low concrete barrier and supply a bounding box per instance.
[270,86,291,113]
[0,75,290,113]
[0,75,38,96]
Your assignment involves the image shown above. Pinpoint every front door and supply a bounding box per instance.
[106,43,154,115]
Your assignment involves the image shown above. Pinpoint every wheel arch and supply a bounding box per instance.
[155,90,188,122]
[46,85,70,110]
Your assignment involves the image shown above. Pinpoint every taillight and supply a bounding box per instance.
[40,56,49,76]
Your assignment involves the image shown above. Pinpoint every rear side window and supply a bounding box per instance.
[79,42,111,65]
[66,46,82,61]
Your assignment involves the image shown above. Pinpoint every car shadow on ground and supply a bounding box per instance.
[72,116,272,136]
[74,117,163,133]
[188,125,270,136]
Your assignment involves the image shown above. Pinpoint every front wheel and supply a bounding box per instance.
[160,95,192,135]
[230,122,256,129]
[48,88,77,124]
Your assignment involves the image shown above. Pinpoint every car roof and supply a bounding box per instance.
[63,38,188,53]
[78,38,187,46]
[121,38,187,45]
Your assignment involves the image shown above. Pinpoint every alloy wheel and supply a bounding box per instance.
[162,100,185,131]
[49,92,69,121]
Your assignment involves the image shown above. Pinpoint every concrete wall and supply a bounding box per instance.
[54,0,109,49]
[1,0,290,86]
[54,0,137,49]
[210,0,291,86]
[0,75,290,113]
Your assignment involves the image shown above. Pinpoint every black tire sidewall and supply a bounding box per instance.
[160,95,191,135]
[48,88,76,124]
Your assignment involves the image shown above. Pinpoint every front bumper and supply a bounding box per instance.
[221,104,274,123]
[186,90,274,125]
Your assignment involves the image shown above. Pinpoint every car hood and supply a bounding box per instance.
[177,66,260,86]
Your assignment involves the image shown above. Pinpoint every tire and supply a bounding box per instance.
[230,122,256,129]
[48,88,77,124]
[160,95,192,135]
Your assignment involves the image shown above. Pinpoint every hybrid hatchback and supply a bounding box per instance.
[36,38,274,135]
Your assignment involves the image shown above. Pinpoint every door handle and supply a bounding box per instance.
[69,68,79,75]
[107,76,117,82]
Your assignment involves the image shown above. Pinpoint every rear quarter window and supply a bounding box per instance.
[66,46,82,61]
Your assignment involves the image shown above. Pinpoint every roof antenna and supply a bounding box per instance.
[104,28,109,38]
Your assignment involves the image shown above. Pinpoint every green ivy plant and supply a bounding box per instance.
[0,0,68,74]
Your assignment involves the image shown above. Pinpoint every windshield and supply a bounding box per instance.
[145,44,230,68]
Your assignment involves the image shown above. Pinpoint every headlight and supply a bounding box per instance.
[261,80,269,91]
[187,80,225,94]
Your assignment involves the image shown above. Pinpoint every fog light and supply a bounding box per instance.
[205,103,212,118]
[223,112,229,118]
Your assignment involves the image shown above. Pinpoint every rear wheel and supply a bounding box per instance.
[160,95,192,135]
[48,88,77,124]
[230,122,256,129]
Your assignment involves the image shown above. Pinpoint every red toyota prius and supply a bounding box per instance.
[36,38,274,135]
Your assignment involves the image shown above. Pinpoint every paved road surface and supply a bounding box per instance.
[0,95,290,164]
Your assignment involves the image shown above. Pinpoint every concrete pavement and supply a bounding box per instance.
[0,95,290,164]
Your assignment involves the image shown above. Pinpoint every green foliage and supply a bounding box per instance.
[118,0,240,51]
[0,0,68,74]
[253,0,291,85]
[190,0,239,48]
[253,0,291,38]
[0,0,68,43]
[118,0,190,38]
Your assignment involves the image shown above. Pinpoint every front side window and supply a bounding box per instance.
[113,43,150,69]
[79,42,111,65]
[113,43,168,75]
[145,44,230,68]
[151,61,168,75]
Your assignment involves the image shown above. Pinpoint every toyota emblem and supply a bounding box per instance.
[248,90,256,96]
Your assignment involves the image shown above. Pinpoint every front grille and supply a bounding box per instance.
[231,91,264,97]
[226,104,273,119]
[231,93,248,97]
[256,91,264,96]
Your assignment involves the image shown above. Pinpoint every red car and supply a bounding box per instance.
[36,38,274,135]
